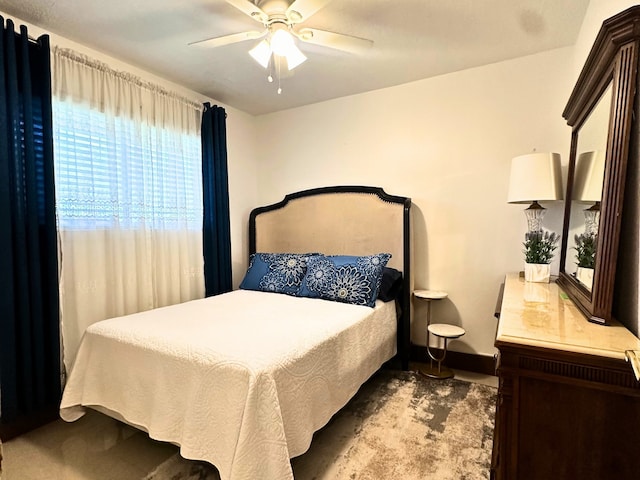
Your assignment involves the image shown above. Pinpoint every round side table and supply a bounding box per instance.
[414,289,465,379]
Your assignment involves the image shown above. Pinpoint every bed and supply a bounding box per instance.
[60,186,412,480]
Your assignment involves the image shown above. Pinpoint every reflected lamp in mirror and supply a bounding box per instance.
[507,152,564,232]
[572,151,605,235]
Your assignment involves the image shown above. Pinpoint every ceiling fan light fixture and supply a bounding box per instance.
[285,44,307,70]
[249,39,271,68]
[270,28,295,56]
[249,26,307,72]
[270,27,307,70]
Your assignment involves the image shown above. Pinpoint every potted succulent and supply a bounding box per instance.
[574,232,597,289]
[523,230,560,283]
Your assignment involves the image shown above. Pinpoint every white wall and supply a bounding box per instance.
[226,110,260,286]
[254,48,575,356]
[0,10,261,289]
[8,1,638,357]
[573,0,640,79]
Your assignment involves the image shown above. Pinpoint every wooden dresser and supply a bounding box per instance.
[491,273,640,480]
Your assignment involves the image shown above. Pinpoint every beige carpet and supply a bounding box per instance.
[144,370,496,480]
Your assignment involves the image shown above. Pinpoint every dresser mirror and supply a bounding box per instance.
[562,84,611,292]
[557,7,640,325]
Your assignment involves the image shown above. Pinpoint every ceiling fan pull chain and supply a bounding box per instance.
[267,54,274,83]
[277,56,282,94]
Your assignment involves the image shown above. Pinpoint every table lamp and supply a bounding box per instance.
[572,150,605,235]
[507,152,563,232]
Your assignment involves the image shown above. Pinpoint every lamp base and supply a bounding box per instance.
[584,203,600,235]
[525,201,546,232]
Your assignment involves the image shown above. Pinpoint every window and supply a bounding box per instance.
[52,93,205,371]
[53,100,203,230]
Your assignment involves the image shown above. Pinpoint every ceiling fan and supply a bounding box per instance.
[190,0,373,92]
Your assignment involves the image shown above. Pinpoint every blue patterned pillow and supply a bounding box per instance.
[240,253,316,295]
[298,253,392,307]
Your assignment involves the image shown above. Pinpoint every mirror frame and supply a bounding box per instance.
[557,7,640,325]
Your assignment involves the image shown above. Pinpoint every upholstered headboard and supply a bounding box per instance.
[249,186,412,369]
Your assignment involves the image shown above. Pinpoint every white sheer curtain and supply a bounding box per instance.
[52,48,205,373]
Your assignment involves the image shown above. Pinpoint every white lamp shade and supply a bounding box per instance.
[572,151,605,202]
[270,29,295,56]
[249,40,271,68]
[507,152,563,204]
[285,44,307,70]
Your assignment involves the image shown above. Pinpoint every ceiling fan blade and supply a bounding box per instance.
[226,0,268,23]
[296,28,373,54]
[286,0,332,23]
[189,30,265,48]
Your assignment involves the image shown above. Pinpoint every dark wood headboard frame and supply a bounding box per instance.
[249,185,412,370]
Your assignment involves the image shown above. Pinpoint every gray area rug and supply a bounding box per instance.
[144,370,496,480]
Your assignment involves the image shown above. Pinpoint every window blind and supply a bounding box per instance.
[52,100,202,230]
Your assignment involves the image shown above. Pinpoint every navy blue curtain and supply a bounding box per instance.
[0,18,60,435]
[201,103,232,296]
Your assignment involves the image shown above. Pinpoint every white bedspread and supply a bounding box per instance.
[60,290,397,480]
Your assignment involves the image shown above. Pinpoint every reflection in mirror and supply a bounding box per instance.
[564,84,612,292]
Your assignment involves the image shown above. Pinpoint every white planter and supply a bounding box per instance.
[576,266,594,290]
[524,263,551,283]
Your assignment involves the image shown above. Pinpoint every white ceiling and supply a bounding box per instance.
[0,0,590,115]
